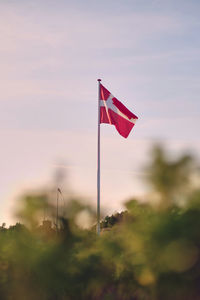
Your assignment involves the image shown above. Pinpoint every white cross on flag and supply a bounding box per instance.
[100,83,138,138]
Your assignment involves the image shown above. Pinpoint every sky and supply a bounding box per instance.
[1,0,200,224]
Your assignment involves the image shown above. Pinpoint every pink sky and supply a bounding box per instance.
[1,0,200,224]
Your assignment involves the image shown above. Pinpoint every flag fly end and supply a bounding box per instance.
[99,83,138,138]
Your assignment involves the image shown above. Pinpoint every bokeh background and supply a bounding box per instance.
[1,0,200,225]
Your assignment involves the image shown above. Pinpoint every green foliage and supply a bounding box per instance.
[100,211,128,229]
[145,145,195,208]
[0,145,199,299]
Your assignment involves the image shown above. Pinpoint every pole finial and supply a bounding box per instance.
[97,79,101,82]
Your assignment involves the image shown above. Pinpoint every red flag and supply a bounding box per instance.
[100,84,138,138]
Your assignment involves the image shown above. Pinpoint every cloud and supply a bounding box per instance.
[0,3,185,55]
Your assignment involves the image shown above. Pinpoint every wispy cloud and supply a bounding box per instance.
[1,0,200,223]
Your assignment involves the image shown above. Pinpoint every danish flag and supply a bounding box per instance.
[100,84,138,138]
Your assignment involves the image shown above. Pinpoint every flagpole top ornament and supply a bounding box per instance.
[97,79,101,82]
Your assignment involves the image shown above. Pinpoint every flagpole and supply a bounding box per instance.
[56,188,59,233]
[97,79,101,235]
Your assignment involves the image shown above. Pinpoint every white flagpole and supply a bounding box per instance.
[97,79,101,235]
[56,188,59,233]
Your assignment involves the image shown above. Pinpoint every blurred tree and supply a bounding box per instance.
[100,211,129,229]
[15,194,50,229]
[0,144,199,299]
[146,145,195,208]
[0,223,6,232]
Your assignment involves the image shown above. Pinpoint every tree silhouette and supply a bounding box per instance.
[146,145,194,208]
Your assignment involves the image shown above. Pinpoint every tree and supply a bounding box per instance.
[146,145,195,208]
